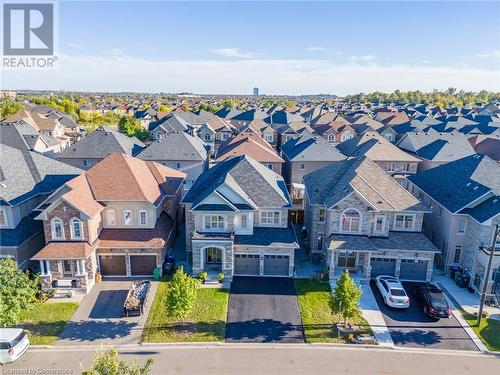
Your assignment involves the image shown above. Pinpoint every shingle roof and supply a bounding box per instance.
[370,232,439,252]
[215,131,283,163]
[0,214,43,247]
[58,126,144,159]
[148,113,189,133]
[234,227,298,248]
[281,131,346,162]
[137,132,207,162]
[32,241,99,260]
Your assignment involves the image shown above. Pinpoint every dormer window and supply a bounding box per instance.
[341,209,361,233]
[394,214,415,231]
[70,218,82,239]
[51,218,64,239]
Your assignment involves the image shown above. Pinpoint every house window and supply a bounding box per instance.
[318,209,325,223]
[300,163,305,170]
[327,134,335,142]
[139,211,147,225]
[457,218,466,234]
[265,163,273,170]
[108,209,116,226]
[222,133,230,141]
[404,163,411,172]
[83,160,90,168]
[317,235,323,250]
[265,134,274,142]
[0,209,6,225]
[204,133,211,142]
[70,218,82,239]
[205,215,224,230]
[260,210,280,225]
[454,246,462,263]
[394,214,415,231]
[124,210,132,226]
[373,215,385,233]
[176,162,181,169]
[240,214,247,229]
[341,209,361,233]
[387,163,395,172]
[155,132,164,140]
[51,218,64,239]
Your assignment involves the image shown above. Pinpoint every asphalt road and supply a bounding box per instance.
[4,344,499,375]
[225,277,304,343]
[371,281,477,351]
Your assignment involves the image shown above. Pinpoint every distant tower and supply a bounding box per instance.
[253,87,259,96]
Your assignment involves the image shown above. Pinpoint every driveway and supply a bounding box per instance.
[225,277,304,343]
[56,280,157,346]
[371,281,478,350]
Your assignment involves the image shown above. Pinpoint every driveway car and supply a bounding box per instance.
[414,284,451,319]
[375,276,410,308]
[0,328,29,364]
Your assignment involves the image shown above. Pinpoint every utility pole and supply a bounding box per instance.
[477,223,500,326]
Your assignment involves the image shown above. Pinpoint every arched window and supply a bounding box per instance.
[328,134,335,142]
[70,217,82,239]
[341,209,361,233]
[51,217,64,239]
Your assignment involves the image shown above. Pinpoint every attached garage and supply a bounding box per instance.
[234,254,260,275]
[130,255,157,276]
[263,255,290,276]
[399,259,428,281]
[99,255,126,276]
[370,257,397,278]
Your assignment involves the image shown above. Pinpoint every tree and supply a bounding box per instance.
[0,258,38,327]
[118,116,149,141]
[165,267,199,320]
[81,347,153,375]
[330,270,362,326]
[0,100,25,119]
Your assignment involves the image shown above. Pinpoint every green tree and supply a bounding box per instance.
[81,347,153,375]
[331,270,362,326]
[165,267,199,320]
[118,116,149,141]
[0,100,25,119]
[0,258,38,327]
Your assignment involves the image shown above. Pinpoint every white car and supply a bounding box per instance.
[0,328,29,364]
[375,276,410,309]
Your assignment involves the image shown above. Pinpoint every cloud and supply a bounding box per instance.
[349,55,376,62]
[421,59,431,64]
[3,54,500,95]
[474,49,500,59]
[210,48,256,59]
[305,47,328,52]
[67,43,83,49]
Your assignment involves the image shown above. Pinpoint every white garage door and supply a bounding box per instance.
[263,255,290,276]
[234,254,260,275]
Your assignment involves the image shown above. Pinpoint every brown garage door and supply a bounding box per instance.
[99,255,126,276]
[130,255,157,276]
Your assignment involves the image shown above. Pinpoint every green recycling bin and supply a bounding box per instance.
[153,266,161,281]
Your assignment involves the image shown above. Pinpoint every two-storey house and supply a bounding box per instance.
[407,154,500,296]
[197,116,235,156]
[181,155,298,281]
[304,156,437,282]
[32,153,185,293]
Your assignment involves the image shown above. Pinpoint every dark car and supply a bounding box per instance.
[415,284,451,319]
[162,251,176,276]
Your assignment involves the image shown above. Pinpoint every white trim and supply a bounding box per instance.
[139,210,147,225]
[123,209,133,226]
[373,214,386,234]
[0,208,8,226]
[339,208,362,234]
[259,210,281,226]
[107,209,116,226]
[393,213,416,231]
[203,214,226,231]
[69,217,83,239]
[51,217,65,240]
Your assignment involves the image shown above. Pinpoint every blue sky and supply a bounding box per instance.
[4,1,500,94]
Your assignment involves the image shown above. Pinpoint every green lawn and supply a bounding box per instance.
[465,314,500,351]
[18,302,78,345]
[142,281,229,342]
[295,279,371,343]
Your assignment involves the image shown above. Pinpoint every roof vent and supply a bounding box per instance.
[493,198,498,204]
[473,186,479,191]
[466,182,471,186]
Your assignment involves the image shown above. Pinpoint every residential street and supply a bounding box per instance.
[4,344,499,375]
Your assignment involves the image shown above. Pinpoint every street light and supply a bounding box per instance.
[477,223,500,326]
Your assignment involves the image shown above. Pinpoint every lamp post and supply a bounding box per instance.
[477,223,500,326]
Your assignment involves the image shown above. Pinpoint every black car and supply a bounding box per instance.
[415,284,451,319]
[162,251,176,276]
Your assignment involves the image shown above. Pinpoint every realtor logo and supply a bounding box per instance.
[3,3,54,55]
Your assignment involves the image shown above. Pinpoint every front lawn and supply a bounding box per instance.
[142,280,229,342]
[18,302,78,345]
[465,314,500,352]
[295,279,371,343]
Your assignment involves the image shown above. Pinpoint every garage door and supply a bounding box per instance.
[99,255,126,276]
[234,254,260,275]
[130,255,157,276]
[370,257,397,278]
[399,259,428,281]
[263,255,290,276]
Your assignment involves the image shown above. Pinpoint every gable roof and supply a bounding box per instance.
[304,156,427,212]
[58,126,144,159]
[148,113,189,133]
[281,131,346,162]
[137,132,207,162]
[215,131,283,163]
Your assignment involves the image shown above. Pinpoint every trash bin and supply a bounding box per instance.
[153,266,161,281]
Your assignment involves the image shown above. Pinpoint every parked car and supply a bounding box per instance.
[0,328,29,364]
[162,251,176,276]
[375,276,410,308]
[414,284,451,319]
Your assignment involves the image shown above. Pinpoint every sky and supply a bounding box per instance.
[2,0,500,95]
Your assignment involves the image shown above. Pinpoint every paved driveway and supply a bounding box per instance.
[371,281,477,351]
[225,277,304,343]
[56,280,157,346]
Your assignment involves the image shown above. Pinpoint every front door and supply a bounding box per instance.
[62,260,74,276]
[337,252,356,268]
[205,247,222,265]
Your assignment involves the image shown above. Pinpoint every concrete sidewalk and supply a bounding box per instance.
[434,275,500,320]
[358,283,394,347]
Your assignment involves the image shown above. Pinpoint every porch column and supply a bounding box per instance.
[364,252,371,281]
[200,248,204,271]
[329,251,335,281]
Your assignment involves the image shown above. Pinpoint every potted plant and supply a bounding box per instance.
[217,273,225,283]
[197,271,208,283]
